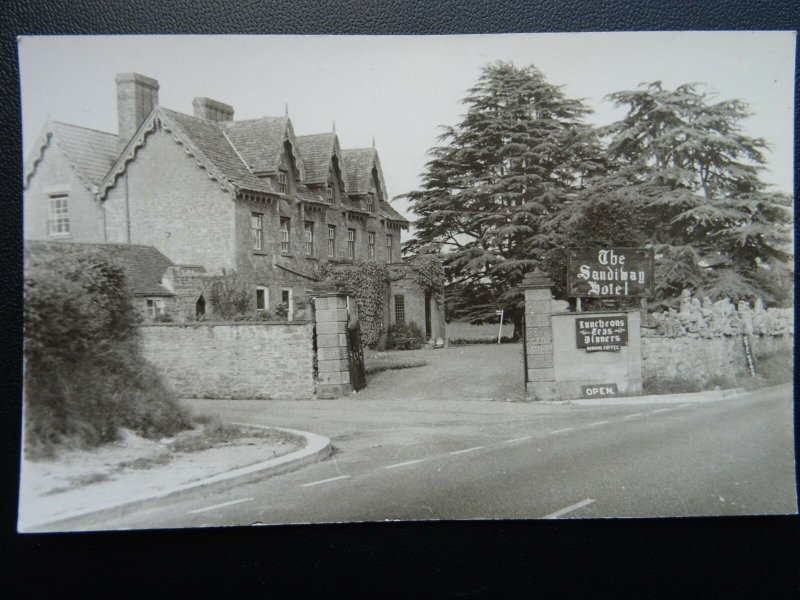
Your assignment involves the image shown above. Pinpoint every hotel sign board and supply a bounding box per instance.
[567,248,655,298]
[576,315,628,352]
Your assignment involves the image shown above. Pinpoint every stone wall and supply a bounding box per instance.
[642,330,792,383]
[552,310,643,398]
[140,322,315,399]
[642,290,793,384]
[104,126,236,272]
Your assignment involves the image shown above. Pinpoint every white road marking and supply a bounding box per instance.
[188,498,253,514]
[503,436,533,444]
[543,498,596,519]
[449,446,485,455]
[300,475,350,487]
[384,459,425,470]
[587,420,609,427]
[651,408,670,414]
[549,427,574,434]
[677,403,692,408]
[623,413,643,419]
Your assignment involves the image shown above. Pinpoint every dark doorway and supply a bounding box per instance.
[195,295,206,316]
[424,290,432,339]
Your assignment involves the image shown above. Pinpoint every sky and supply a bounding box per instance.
[18,32,796,234]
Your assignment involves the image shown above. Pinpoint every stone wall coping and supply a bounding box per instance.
[140,320,313,327]
[552,309,640,316]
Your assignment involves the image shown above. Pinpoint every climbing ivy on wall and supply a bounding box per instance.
[320,257,445,349]
[320,260,389,349]
[406,255,445,297]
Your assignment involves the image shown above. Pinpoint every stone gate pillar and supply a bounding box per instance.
[313,292,353,399]
[521,269,558,401]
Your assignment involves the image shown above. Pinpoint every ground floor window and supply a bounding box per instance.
[281,288,293,321]
[146,298,165,318]
[256,286,269,311]
[394,295,405,324]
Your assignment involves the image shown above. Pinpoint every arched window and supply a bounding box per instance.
[196,295,206,316]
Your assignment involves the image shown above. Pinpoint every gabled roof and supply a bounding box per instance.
[24,240,175,296]
[24,121,119,191]
[159,108,277,195]
[101,107,278,198]
[295,133,348,190]
[221,116,305,180]
[342,148,381,196]
[341,147,407,224]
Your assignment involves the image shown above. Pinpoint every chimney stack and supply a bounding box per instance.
[192,97,234,122]
[116,73,159,149]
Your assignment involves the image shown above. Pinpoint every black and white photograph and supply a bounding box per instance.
[17,32,796,533]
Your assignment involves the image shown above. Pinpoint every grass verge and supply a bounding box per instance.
[364,351,428,375]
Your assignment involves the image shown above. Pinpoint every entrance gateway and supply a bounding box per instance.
[521,248,654,401]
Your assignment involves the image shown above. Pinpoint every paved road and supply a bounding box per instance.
[75,384,796,530]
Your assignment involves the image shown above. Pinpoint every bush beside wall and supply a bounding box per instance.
[24,245,191,458]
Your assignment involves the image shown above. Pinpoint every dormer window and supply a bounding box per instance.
[278,171,288,194]
[366,193,374,212]
[326,184,333,201]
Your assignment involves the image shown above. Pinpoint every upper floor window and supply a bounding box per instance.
[278,171,288,194]
[347,228,356,259]
[251,213,263,250]
[48,195,70,236]
[280,217,290,254]
[386,234,393,263]
[327,225,336,258]
[326,184,333,201]
[368,232,376,260]
[366,193,374,213]
[304,221,314,256]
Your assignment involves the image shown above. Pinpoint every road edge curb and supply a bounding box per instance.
[20,425,331,532]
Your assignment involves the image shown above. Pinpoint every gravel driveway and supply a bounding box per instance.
[357,343,526,401]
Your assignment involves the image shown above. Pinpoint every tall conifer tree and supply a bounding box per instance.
[404,62,603,328]
[554,82,793,307]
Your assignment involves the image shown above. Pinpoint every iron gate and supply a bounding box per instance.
[522,313,528,386]
[346,323,367,391]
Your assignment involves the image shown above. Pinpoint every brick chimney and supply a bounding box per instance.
[115,73,159,148]
[192,97,234,122]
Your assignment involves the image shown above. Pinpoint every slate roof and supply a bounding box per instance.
[25,240,175,296]
[296,133,338,184]
[341,148,378,196]
[159,108,276,195]
[380,201,408,223]
[24,121,119,190]
[220,116,299,176]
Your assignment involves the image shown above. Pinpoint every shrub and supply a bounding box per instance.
[387,321,425,350]
[448,336,515,346]
[24,245,192,458]
[208,271,251,319]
